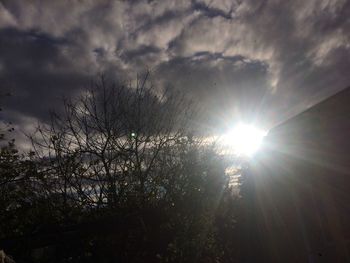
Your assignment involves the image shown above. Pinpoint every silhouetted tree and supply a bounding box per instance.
[0,93,43,241]
[30,73,196,210]
[1,75,239,263]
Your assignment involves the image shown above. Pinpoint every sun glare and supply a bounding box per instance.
[221,123,267,156]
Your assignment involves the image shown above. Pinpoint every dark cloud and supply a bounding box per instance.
[0,0,349,135]
[153,52,271,130]
[0,27,89,122]
[191,0,234,19]
[125,45,161,58]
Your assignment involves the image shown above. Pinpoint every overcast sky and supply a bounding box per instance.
[1,0,350,136]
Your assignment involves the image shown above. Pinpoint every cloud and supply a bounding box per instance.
[0,27,89,122]
[0,2,17,28]
[0,0,349,135]
[153,52,271,130]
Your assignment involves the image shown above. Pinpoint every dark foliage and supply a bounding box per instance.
[0,75,239,263]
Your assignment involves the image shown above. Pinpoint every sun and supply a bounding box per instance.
[221,123,267,156]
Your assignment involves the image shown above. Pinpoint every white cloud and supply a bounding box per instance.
[0,0,349,130]
[0,2,17,28]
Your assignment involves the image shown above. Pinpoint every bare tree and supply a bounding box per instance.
[30,73,197,211]
[1,75,239,263]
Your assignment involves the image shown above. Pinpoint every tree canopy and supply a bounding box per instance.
[0,75,239,263]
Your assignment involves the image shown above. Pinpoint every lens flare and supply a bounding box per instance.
[222,123,267,156]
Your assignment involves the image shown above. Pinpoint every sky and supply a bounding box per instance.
[0,0,350,139]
